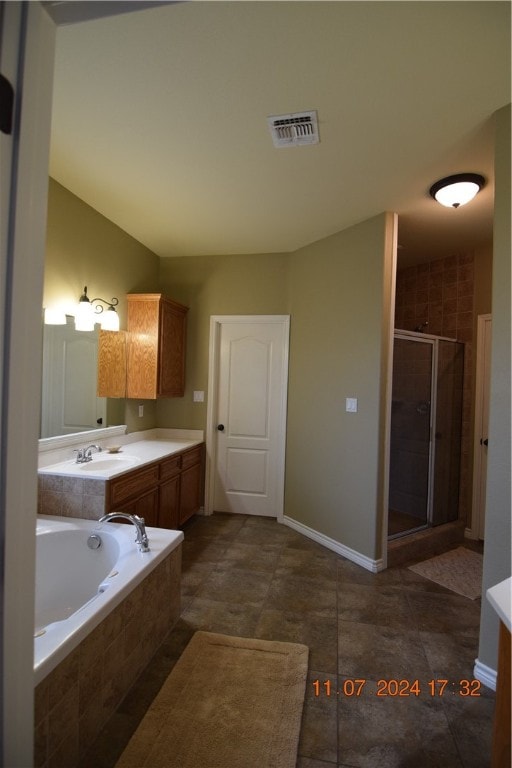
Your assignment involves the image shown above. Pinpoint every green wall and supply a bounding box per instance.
[478,104,511,671]
[158,215,394,562]
[157,252,289,429]
[285,214,393,560]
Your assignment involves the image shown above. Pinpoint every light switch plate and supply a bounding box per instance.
[346,397,358,413]
[193,390,205,403]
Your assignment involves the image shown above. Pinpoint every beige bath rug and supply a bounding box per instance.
[408,547,483,599]
[115,631,309,768]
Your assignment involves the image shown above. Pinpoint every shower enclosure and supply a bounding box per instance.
[388,330,464,539]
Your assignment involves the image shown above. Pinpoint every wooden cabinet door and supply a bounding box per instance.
[126,295,159,398]
[120,488,159,528]
[126,294,188,399]
[159,476,180,529]
[179,462,202,525]
[133,488,159,528]
[158,298,187,397]
[97,330,126,397]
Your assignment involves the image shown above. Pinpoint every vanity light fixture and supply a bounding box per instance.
[43,307,67,325]
[429,173,485,209]
[75,286,120,332]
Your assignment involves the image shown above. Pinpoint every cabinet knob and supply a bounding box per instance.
[217,424,225,432]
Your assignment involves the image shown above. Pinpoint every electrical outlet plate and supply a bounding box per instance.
[346,397,358,413]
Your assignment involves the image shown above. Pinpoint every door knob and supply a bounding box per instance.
[480,438,489,446]
[217,424,225,432]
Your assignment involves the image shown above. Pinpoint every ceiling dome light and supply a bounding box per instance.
[429,173,485,209]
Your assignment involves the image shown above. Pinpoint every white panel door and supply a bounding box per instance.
[211,317,289,517]
[41,320,106,437]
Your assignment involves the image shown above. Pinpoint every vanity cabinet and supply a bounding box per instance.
[104,443,204,529]
[179,445,204,525]
[126,293,188,399]
[158,454,182,529]
[106,464,160,526]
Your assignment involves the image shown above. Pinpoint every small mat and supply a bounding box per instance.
[115,631,309,768]
[408,547,483,599]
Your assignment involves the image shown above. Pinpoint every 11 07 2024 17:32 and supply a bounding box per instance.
[312,678,482,697]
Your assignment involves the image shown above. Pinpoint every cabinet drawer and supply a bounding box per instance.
[181,445,203,470]
[160,454,182,481]
[109,464,159,507]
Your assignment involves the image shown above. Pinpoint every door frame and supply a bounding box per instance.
[469,313,492,540]
[205,315,290,520]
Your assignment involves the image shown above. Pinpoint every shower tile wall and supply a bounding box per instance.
[394,253,474,523]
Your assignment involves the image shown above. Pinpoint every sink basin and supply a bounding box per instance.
[39,454,141,477]
[78,456,140,472]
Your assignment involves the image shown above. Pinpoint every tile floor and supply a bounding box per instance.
[82,513,495,768]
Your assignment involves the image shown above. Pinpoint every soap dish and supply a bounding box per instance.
[106,446,122,454]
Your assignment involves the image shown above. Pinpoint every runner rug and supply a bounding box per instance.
[408,546,483,599]
[115,631,309,768]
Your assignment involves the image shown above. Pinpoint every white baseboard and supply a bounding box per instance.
[282,515,383,572]
[473,657,497,691]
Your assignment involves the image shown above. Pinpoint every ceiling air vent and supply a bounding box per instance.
[267,111,319,148]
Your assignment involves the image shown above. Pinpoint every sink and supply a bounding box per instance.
[39,454,141,477]
[78,456,140,472]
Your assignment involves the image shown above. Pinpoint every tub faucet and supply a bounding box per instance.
[98,512,150,553]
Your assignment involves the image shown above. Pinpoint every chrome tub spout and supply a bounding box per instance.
[98,512,150,553]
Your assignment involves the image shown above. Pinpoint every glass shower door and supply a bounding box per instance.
[388,337,433,538]
[431,340,464,525]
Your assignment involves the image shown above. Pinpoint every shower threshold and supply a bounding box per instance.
[388,523,428,541]
[387,520,466,568]
[388,508,428,539]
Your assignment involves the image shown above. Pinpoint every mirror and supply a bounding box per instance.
[40,316,124,438]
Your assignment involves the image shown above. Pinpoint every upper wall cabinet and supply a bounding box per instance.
[97,330,127,398]
[126,293,188,399]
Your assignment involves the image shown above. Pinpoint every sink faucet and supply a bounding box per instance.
[85,444,102,459]
[98,512,150,553]
[74,444,102,463]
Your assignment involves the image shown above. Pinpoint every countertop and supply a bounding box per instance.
[37,437,203,480]
[486,576,512,633]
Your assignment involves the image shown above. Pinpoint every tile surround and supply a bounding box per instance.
[38,474,106,520]
[34,547,181,768]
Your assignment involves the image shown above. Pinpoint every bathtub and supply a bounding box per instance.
[34,515,183,685]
